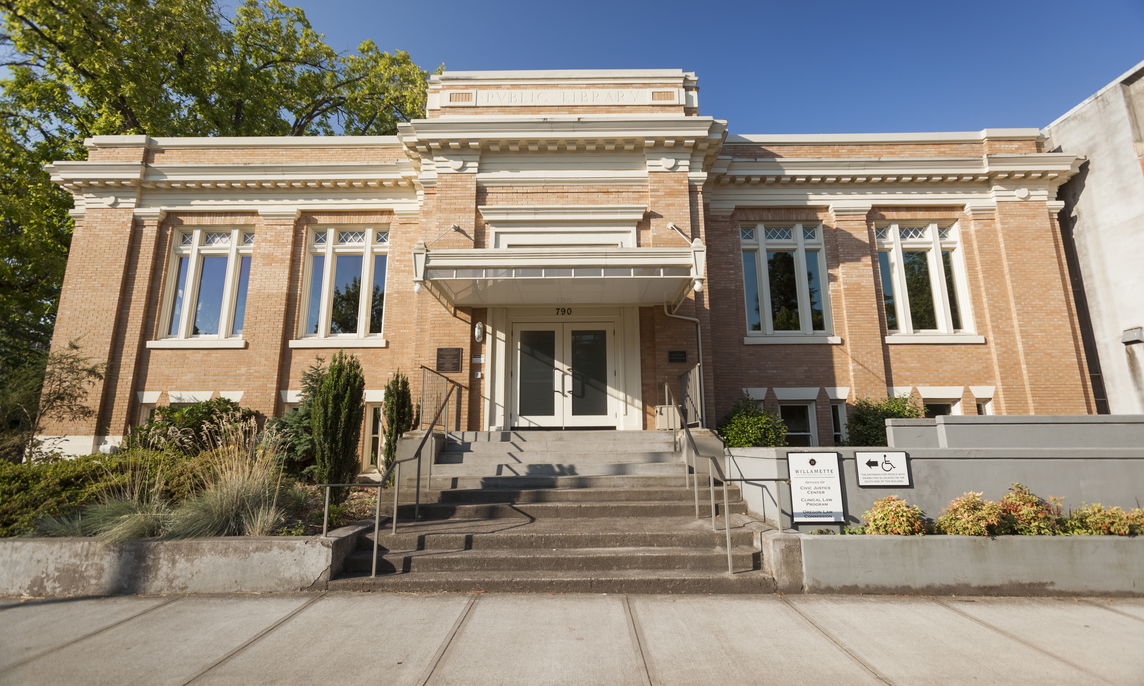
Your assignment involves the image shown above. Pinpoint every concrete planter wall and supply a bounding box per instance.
[0,522,368,598]
[762,531,1144,596]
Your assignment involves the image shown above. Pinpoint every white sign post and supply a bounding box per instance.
[856,451,911,487]
[788,452,844,523]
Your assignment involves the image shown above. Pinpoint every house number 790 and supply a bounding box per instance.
[555,307,573,316]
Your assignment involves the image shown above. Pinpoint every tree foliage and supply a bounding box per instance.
[844,395,924,446]
[267,356,325,477]
[0,0,433,448]
[716,394,787,448]
[310,351,364,502]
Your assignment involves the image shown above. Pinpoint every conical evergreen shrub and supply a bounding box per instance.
[382,370,415,472]
[311,352,365,503]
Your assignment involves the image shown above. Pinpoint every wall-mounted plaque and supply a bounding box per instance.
[856,451,911,487]
[668,350,688,363]
[436,347,462,373]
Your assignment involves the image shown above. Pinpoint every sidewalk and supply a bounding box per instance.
[2,592,1142,685]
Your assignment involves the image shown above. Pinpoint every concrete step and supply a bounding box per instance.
[449,430,674,446]
[432,486,740,504]
[329,569,777,594]
[359,516,759,551]
[422,460,685,478]
[392,499,743,521]
[437,450,678,463]
[399,474,693,490]
[345,546,759,574]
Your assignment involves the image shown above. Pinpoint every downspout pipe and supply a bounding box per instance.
[663,301,707,428]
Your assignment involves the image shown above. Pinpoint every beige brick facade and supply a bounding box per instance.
[42,69,1094,455]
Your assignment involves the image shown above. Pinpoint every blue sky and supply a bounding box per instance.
[276,0,1142,133]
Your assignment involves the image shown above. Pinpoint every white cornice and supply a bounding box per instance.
[84,135,401,149]
[399,116,726,151]
[478,205,646,223]
[48,160,417,192]
[724,129,1044,145]
[708,153,1082,187]
[430,69,695,86]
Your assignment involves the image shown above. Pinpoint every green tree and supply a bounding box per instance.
[844,395,924,446]
[310,351,364,502]
[0,0,434,451]
[381,370,414,473]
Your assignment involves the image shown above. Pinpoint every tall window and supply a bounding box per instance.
[875,223,972,335]
[301,227,389,339]
[740,223,831,335]
[779,402,818,446]
[163,228,254,339]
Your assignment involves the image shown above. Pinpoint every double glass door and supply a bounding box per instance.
[514,323,613,428]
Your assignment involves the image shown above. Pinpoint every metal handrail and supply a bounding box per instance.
[665,383,733,574]
[318,378,460,577]
[418,364,466,431]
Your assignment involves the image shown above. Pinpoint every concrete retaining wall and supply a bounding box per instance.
[728,447,1144,532]
[796,534,1144,596]
[887,415,1144,449]
[0,522,369,598]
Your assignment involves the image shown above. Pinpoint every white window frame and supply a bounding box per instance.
[299,226,390,340]
[875,222,974,335]
[740,223,833,337]
[364,403,383,467]
[159,227,254,341]
[779,401,819,447]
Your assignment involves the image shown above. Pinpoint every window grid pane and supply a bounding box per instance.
[877,252,898,330]
[874,227,890,241]
[242,232,255,246]
[764,227,793,241]
[179,232,194,247]
[369,254,387,334]
[192,255,228,335]
[802,227,817,242]
[740,227,755,241]
[767,251,801,331]
[375,230,390,244]
[203,232,230,247]
[942,250,962,330]
[805,250,825,331]
[899,226,928,240]
[329,254,363,334]
[230,255,251,336]
[902,250,938,330]
[741,251,762,332]
[168,256,189,336]
[337,230,366,245]
[305,255,325,335]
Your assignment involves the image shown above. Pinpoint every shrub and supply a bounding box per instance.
[844,395,923,446]
[716,394,786,448]
[936,492,1006,536]
[862,495,928,535]
[998,483,1064,535]
[0,455,112,536]
[124,398,256,455]
[310,352,365,501]
[267,358,325,478]
[382,370,415,472]
[166,417,286,538]
[1064,504,1141,536]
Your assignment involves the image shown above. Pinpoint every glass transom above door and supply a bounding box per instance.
[513,322,614,428]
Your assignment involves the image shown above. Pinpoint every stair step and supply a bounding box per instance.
[359,517,758,551]
[432,486,740,504]
[449,430,673,445]
[389,500,743,521]
[329,569,777,594]
[436,450,678,463]
[423,461,685,478]
[399,474,693,490]
[345,546,759,573]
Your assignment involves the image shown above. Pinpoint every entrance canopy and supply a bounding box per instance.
[412,243,705,307]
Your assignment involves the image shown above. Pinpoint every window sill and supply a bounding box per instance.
[742,335,842,345]
[146,339,247,349]
[288,338,389,349]
[884,334,985,344]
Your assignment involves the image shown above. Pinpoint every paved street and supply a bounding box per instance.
[1,592,1142,685]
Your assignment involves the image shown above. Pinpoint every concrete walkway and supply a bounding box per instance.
[1,593,1142,685]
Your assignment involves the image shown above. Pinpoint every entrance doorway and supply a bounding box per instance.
[512,322,614,428]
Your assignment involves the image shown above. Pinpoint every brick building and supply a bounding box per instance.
[41,69,1096,457]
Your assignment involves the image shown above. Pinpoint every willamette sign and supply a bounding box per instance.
[788,452,844,523]
[856,451,911,487]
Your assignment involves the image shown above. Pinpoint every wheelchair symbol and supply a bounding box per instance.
[880,456,895,472]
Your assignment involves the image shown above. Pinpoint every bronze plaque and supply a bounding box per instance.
[436,347,462,373]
